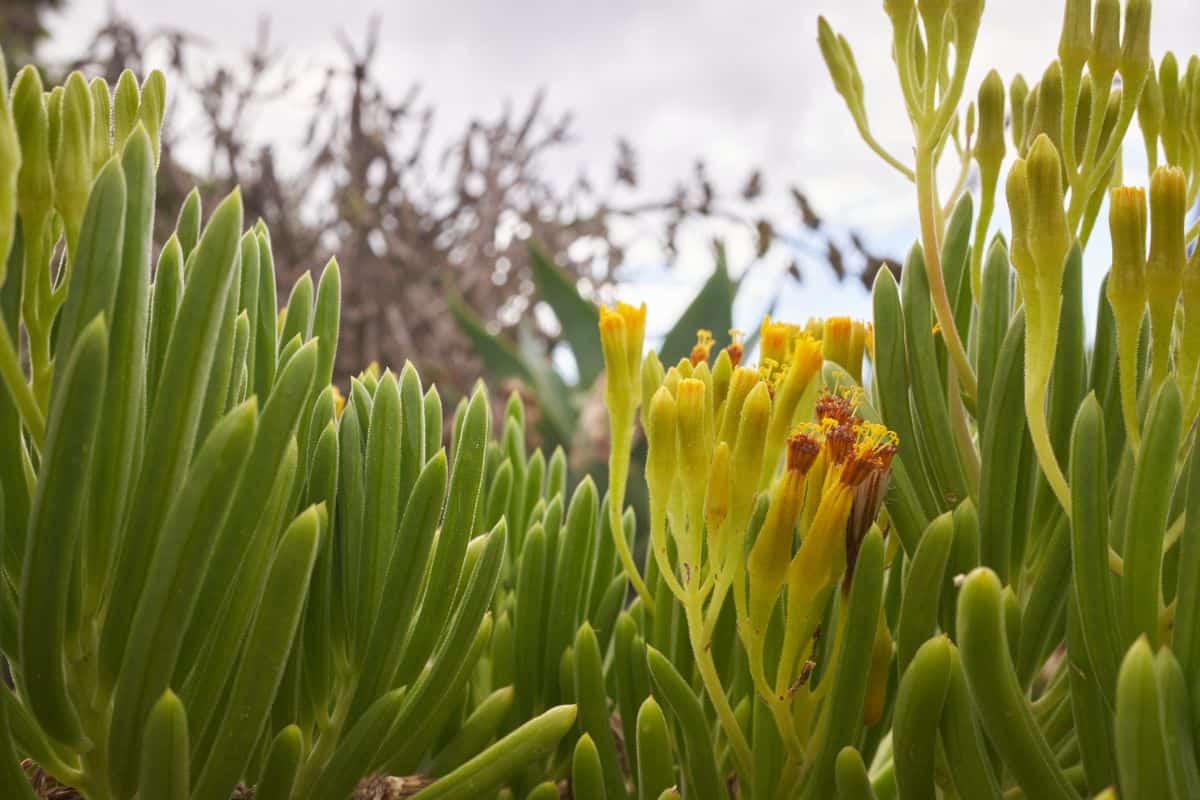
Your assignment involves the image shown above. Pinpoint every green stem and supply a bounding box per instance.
[916,144,978,402]
[607,413,654,607]
[684,597,754,786]
[0,316,45,447]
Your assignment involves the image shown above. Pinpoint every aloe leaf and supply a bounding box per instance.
[646,646,722,800]
[106,399,257,797]
[52,157,125,373]
[1065,594,1116,793]
[181,437,299,758]
[1069,394,1121,701]
[354,369,403,655]
[892,636,952,800]
[900,244,970,506]
[377,521,507,774]
[940,644,1002,799]
[0,681,37,799]
[346,450,448,723]
[956,568,1075,800]
[1176,434,1200,679]
[145,235,183,411]
[98,189,243,696]
[253,725,303,800]
[513,523,548,717]
[175,188,201,262]
[252,229,278,397]
[138,691,190,799]
[635,695,676,800]
[977,310,1028,582]
[279,270,313,349]
[0,212,29,579]
[1115,638,1172,800]
[871,266,939,519]
[801,529,886,799]
[81,126,154,619]
[190,505,321,800]
[574,622,625,799]
[305,689,407,800]
[528,242,604,386]
[19,316,107,749]
[433,686,515,775]
[896,513,954,674]
[974,236,1012,421]
[834,747,877,800]
[543,478,598,703]
[1120,379,1181,648]
[395,386,490,687]
[413,705,577,800]
[1154,647,1200,799]
[176,340,317,685]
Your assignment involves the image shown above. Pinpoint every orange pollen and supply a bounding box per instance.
[786,432,822,474]
[826,424,856,465]
[816,390,857,426]
[725,343,744,367]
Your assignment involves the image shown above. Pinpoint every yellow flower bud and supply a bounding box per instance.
[1032,62,1065,158]
[705,442,732,542]
[822,317,853,374]
[747,430,820,635]
[976,70,1007,174]
[849,321,869,384]
[663,365,681,398]
[599,301,647,414]
[1146,166,1187,387]
[1089,0,1121,81]
[1059,0,1092,78]
[1160,54,1183,165]
[1119,0,1152,87]
[1107,186,1147,324]
[640,350,665,430]
[711,347,733,419]
[731,382,772,535]
[1026,134,1072,292]
[55,72,95,259]
[675,378,710,492]
[817,17,856,103]
[1010,74,1029,152]
[646,386,679,507]
[1005,158,1036,284]
[675,357,694,379]
[718,367,761,450]
[760,315,792,365]
[11,68,52,234]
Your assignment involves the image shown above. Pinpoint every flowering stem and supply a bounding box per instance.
[1024,295,1072,514]
[684,596,754,785]
[916,144,978,403]
[0,314,45,448]
[606,413,654,608]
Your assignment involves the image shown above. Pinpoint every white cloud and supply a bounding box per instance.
[42,0,1200,334]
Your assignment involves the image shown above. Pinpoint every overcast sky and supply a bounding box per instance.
[43,0,1200,340]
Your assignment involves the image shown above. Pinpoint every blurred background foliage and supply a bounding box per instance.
[1,2,896,471]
